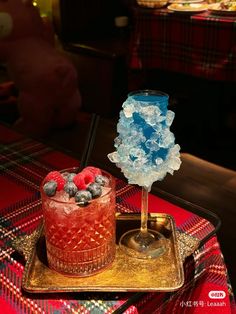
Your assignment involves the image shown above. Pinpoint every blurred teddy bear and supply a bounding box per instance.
[0,0,81,137]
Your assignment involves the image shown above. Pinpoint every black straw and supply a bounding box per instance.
[79,113,100,170]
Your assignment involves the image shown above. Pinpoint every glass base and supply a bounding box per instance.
[119,228,166,259]
[46,239,116,277]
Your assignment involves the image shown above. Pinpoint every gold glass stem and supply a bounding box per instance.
[140,187,149,235]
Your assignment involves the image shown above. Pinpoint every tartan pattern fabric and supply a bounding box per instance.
[130,8,236,81]
[0,123,235,314]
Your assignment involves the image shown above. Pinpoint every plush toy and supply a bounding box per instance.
[0,0,81,137]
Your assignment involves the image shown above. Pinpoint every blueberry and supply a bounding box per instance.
[43,180,57,196]
[64,181,78,197]
[67,173,77,182]
[75,190,92,205]
[87,182,102,198]
[95,175,109,186]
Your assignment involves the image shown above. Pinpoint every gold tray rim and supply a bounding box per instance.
[20,213,191,293]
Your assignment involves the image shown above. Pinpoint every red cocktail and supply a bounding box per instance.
[41,167,116,276]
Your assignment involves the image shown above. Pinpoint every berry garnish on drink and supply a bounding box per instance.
[42,166,109,205]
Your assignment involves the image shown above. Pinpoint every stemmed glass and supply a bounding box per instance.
[108,90,181,259]
[119,186,166,259]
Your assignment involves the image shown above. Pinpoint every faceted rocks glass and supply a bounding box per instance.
[41,168,116,276]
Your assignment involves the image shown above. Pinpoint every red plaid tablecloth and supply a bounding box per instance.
[130,7,236,81]
[0,123,235,314]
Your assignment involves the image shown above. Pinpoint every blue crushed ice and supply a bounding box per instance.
[108,92,181,190]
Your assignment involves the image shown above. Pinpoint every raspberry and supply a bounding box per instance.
[45,171,65,191]
[83,166,101,177]
[73,171,94,190]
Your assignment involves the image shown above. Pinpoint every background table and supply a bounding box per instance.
[0,123,235,313]
[130,6,236,82]
[127,6,236,177]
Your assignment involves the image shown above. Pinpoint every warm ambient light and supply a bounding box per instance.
[32,0,52,18]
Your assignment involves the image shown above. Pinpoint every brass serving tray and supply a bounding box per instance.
[14,213,199,293]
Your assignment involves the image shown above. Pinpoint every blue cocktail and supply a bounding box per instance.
[108,90,181,259]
